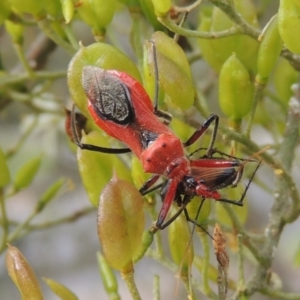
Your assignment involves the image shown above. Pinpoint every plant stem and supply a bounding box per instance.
[235,233,246,297]
[281,84,300,222]
[13,43,35,78]
[37,18,76,54]
[6,117,38,159]
[245,79,266,138]
[197,229,212,296]
[159,15,242,39]
[181,274,197,300]
[121,271,142,300]
[245,85,300,296]
[222,204,263,263]
[19,206,95,231]
[0,189,8,251]
[5,211,36,245]
[0,70,66,86]
[153,275,160,300]
[208,0,260,38]
[260,287,300,300]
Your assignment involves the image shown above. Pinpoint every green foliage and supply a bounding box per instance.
[43,278,79,300]
[219,53,253,122]
[97,175,145,273]
[0,0,300,299]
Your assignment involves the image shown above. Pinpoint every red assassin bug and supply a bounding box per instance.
[71,42,259,230]
[156,148,260,228]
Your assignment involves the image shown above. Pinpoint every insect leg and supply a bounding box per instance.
[71,103,131,154]
[183,114,219,157]
[139,174,162,195]
[155,194,192,230]
[183,198,214,239]
[155,179,179,229]
[148,40,172,125]
[216,160,261,206]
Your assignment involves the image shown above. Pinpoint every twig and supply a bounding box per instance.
[244,84,300,296]
[221,204,263,263]
[122,271,142,300]
[197,229,213,296]
[0,70,66,86]
[281,84,300,222]
[37,18,76,54]
[208,0,260,39]
[20,206,95,231]
[260,287,300,300]
[6,117,38,158]
[26,34,57,70]
[158,15,243,39]
[245,80,266,138]
[153,275,161,300]
[0,189,9,251]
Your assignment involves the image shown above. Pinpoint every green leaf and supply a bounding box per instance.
[97,253,120,299]
[43,278,78,300]
[13,156,42,191]
[37,178,65,212]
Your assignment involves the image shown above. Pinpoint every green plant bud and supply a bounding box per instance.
[151,31,191,79]
[186,197,211,225]
[44,0,62,19]
[151,0,171,17]
[257,15,283,81]
[278,0,300,54]
[215,186,249,226]
[273,57,299,105]
[200,0,259,73]
[144,37,194,110]
[13,156,42,191]
[61,0,74,23]
[198,10,224,72]
[133,230,154,263]
[77,0,116,31]
[77,130,130,206]
[97,253,120,299]
[154,51,194,110]
[219,53,253,121]
[5,20,24,44]
[0,0,10,25]
[0,147,10,188]
[68,42,141,117]
[98,174,145,273]
[168,206,194,275]
[43,278,78,300]
[8,0,44,17]
[36,178,65,212]
[6,245,44,300]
